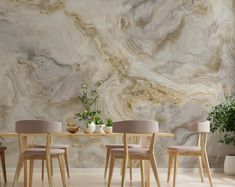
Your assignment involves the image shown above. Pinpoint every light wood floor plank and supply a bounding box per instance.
[2,168,235,187]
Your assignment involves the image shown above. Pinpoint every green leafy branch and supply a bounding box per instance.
[75,81,107,126]
[208,96,235,146]
[105,118,113,126]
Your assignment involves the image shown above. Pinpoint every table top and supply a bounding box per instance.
[0,132,174,138]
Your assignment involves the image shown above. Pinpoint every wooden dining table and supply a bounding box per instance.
[0,132,174,137]
[0,131,174,187]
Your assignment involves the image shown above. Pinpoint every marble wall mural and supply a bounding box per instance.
[0,0,235,168]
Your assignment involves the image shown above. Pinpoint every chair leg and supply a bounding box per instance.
[29,159,34,187]
[46,156,52,187]
[41,159,44,181]
[173,153,178,187]
[121,155,128,187]
[140,160,144,187]
[16,159,23,181]
[64,148,70,178]
[144,160,151,187]
[0,151,7,182]
[108,154,115,187]
[129,160,132,181]
[203,152,213,187]
[198,155,204,183]
[58,155,66,187]
[120,158,123,176]
[24,160,28,187]
[13,155,24,187]
[150,155,161,187]
[51,157,53,176]
[104,148,110,178]
[167,152,173,183]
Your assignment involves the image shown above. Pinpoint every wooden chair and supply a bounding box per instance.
[0,146,7,183]
[13,120,67,187]
[35,143,70,180]
[104,143,141,180]
[107,120,161,187]
[167,120,213,187]
[16,140,70,180]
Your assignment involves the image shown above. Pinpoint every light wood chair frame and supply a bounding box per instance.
[167,130,213,187]
[104,136,141,180]
[0,146,7,183]
[16,137,70,181]
[104,146,134,179]
[13,133,66,187]
[39,139,70,180]
[108,133,161,187]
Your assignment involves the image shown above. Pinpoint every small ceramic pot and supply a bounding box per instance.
[103,126,112,134]
[82,121,96,134]
[94,124,105,133]
[66,124,79,133]
[224,155,235,175]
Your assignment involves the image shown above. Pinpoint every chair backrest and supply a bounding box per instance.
[186,120,210,133]
[113,120,159,153]
[15,120,62,154]
[196,120,210,151]
[15,120,62,133]
[113,120,158,134]
[185,120,210,150]
[197,121,210,133]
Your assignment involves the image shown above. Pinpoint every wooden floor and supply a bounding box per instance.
[1,168,235,187]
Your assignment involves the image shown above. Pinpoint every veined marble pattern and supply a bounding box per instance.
[0,0,235,168]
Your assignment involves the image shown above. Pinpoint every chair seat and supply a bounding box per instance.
[168,146,201,152]
[106,144,140,149]
[111,147,149,157]
[25,148,65,157]
[34,144,69,149]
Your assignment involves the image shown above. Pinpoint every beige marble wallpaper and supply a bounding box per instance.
[0,0,235,168]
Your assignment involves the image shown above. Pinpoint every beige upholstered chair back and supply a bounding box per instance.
[113,120,159,151]
[113,120,158,133]
[186,120,210,132]
[186,121,210,151]
[15,120,62,154]
[197,121,210,133]
[15,120,62,133]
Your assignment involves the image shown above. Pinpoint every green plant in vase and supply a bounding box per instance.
[75,110,103,127]
[75,81,104,133]
[103,118,113,134]
[207,96,235,175]
[94,113,104,125]
[94,113,105,133]
[208,96,235,146]
[80,82,99,112]
[106,118,113,126]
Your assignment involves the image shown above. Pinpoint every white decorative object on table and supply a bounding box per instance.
[82,121,96,134]
[94,124,105,133]
[103,126,112,134]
